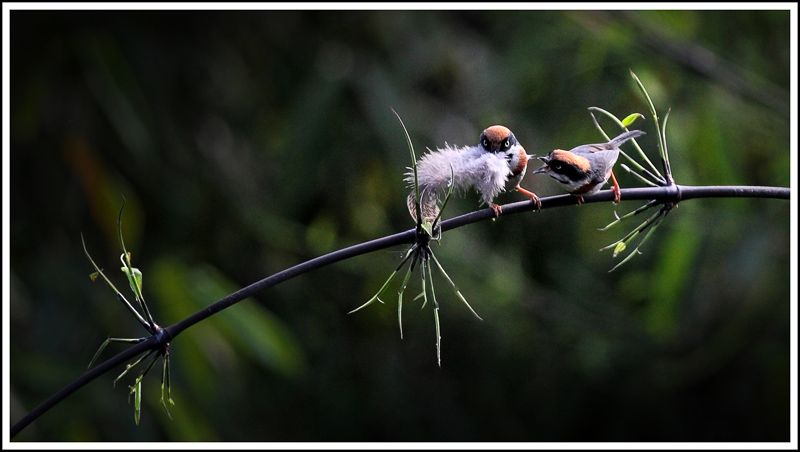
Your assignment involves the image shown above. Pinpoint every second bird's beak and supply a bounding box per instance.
[531,156,550,174]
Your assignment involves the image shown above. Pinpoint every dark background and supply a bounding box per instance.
[9,9,791,442]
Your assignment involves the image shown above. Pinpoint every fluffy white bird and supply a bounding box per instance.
[406,125,540,223]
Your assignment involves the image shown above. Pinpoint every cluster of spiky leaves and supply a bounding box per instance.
[82,199,174,425]
[593,70,679,272]
[349,109,482,366]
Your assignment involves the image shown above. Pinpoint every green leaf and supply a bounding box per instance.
[608,209,667,273]
[87,337,146,371]
[426,259,442,367]
[433,302,441,367]
[392,108,421,229]
[421,221,434,237]
[418,259,428,310]
[613,241,627,257]
[114,349,155,387]
[396,255,416,339]
[122,266,143,296]
[349,245,416,314]
[134,379,142,425]
[81,234,122,296]
[588,106,663,182]
[622,112,644,127]
[430,251,482,321]
[88,338,112,370]
[160,354,174,419]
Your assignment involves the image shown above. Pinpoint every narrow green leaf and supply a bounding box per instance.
[396,255,416,339]
[133,379,142,425]
[117,197,130,268]
[114,349,155,387]
[619,163,659,187]
[116,198,158,329]
[588,107,663,182]
[81,234,121,295]
[661,107,674,184]
[419,258,429,310]
[433,303,441,368]
[133,268,143,294]
[82,234,150,329]
[608,209,667,272]
[616,230,640,257]
[630,70,659,124]
[122,266,144,299]
[348,245,416,315]
[630,70,670,180]
[87,339,112,371]
[598,200,659,232]
[622,113,644,127]
[87,337,145,370]
[430,251,482,321]
[129,349,164,422]
[160,354,173,419]
[392,108,422,230]
[600,206,662,254]
[165,352,175,406]
[427,258,441,367]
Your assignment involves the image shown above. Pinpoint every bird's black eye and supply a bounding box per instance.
[502,138,510,149]
[551,162,562,171]
[482,138,490,149]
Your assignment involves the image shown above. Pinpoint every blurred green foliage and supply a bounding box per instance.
[10,9,791,442]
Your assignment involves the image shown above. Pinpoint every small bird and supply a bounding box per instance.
[532,130,645,204]
[406,125,540,220]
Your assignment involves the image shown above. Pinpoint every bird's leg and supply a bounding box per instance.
[516,185,542,211]
[489,203,502,217]
[610,170,621,204]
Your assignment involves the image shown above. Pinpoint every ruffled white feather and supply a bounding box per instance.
[404,143,509,205]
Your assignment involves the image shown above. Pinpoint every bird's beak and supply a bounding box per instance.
[531,155,549,174]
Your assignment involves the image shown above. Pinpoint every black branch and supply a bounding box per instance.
[10,183,789,438]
